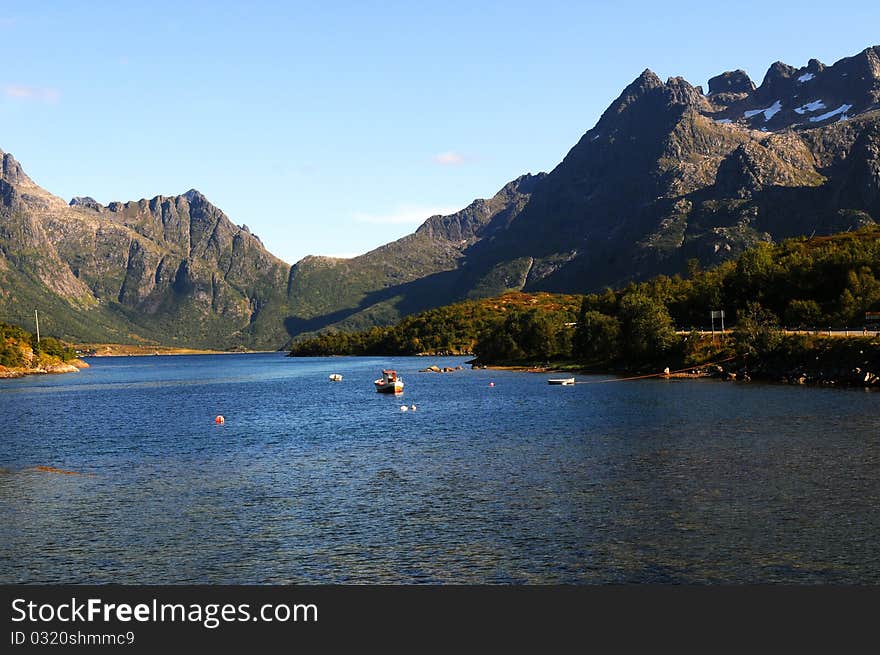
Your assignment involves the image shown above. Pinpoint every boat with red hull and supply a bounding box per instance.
[374,369,404,394]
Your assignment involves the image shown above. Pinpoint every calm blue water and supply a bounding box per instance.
[1,353,879,583]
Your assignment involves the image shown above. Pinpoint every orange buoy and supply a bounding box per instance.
[215,415,225,424]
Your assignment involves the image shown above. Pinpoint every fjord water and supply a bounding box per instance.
[1,353,878,584]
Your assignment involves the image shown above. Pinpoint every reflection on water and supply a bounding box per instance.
[1,353,879,583]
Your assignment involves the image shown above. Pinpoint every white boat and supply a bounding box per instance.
[374,369,404,394]
[547,377,575,385]
[328,374,343,381]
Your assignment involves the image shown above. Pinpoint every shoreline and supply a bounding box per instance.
[76,344,277,357]
[484,363,712,379]
[478,354,880,388]
[0,358,89,379]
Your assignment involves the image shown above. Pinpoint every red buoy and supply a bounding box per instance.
[215,415,225,424]
[489,382,495,387]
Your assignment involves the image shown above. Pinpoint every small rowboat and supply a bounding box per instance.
[547,377,575,385]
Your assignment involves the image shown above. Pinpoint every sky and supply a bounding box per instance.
[2,1,879,264]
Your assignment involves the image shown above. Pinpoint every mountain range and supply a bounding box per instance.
[2,45,879,348]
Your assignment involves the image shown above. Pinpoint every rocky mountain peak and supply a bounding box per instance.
[634,68,664,89]
[182,188,207,204]
[415,173,544,243]
[500,172,544,196]
[707,69,755,95]
[806,58,826,74]
[756,61,798,98]
[868,50,880,86]
[664,76,708,108]
[69,196,104,211]
[0,151,28,185]
[857,45,880,74]
[597,68,710,132]
[602,69,664,117]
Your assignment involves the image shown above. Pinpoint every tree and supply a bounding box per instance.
[733,302,782,357]
[573,308,620,361]
[0,339,25,368]
[473,324,525,362]
[617,293,677,359]
[36,336,76,361]
[730,242,776,306]
[515,310,570,360]
[783,299,823,329]
[837,267,880,325]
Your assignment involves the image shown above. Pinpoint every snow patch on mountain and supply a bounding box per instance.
[809,104,853,122]
[744,100,782,121]
[797,72,815,82]
[794,99,826,114]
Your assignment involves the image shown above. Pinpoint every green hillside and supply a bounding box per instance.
[290,227,880,377]
[288,292,581,356]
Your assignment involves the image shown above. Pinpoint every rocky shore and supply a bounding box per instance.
[713,336,880,387]
[0,358,89,379]
[662,362,880,386]
[478,336,880,388]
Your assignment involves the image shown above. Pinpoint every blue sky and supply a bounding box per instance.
[2,1,879,263]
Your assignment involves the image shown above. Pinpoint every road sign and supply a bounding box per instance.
[710,310,725,337]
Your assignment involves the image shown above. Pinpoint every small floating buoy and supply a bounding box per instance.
[399,405,408,412]
[489,382,495,387]
[410,404,416,411]
[215,415,225,424]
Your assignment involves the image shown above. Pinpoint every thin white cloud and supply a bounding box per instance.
[4,85,60,103]
[433,151,466,166]
[352,204,457,225]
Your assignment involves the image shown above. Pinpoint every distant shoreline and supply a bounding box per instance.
[76,344,277,357]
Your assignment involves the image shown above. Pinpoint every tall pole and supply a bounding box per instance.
[34,309,40,344]
[711,312,715,341]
